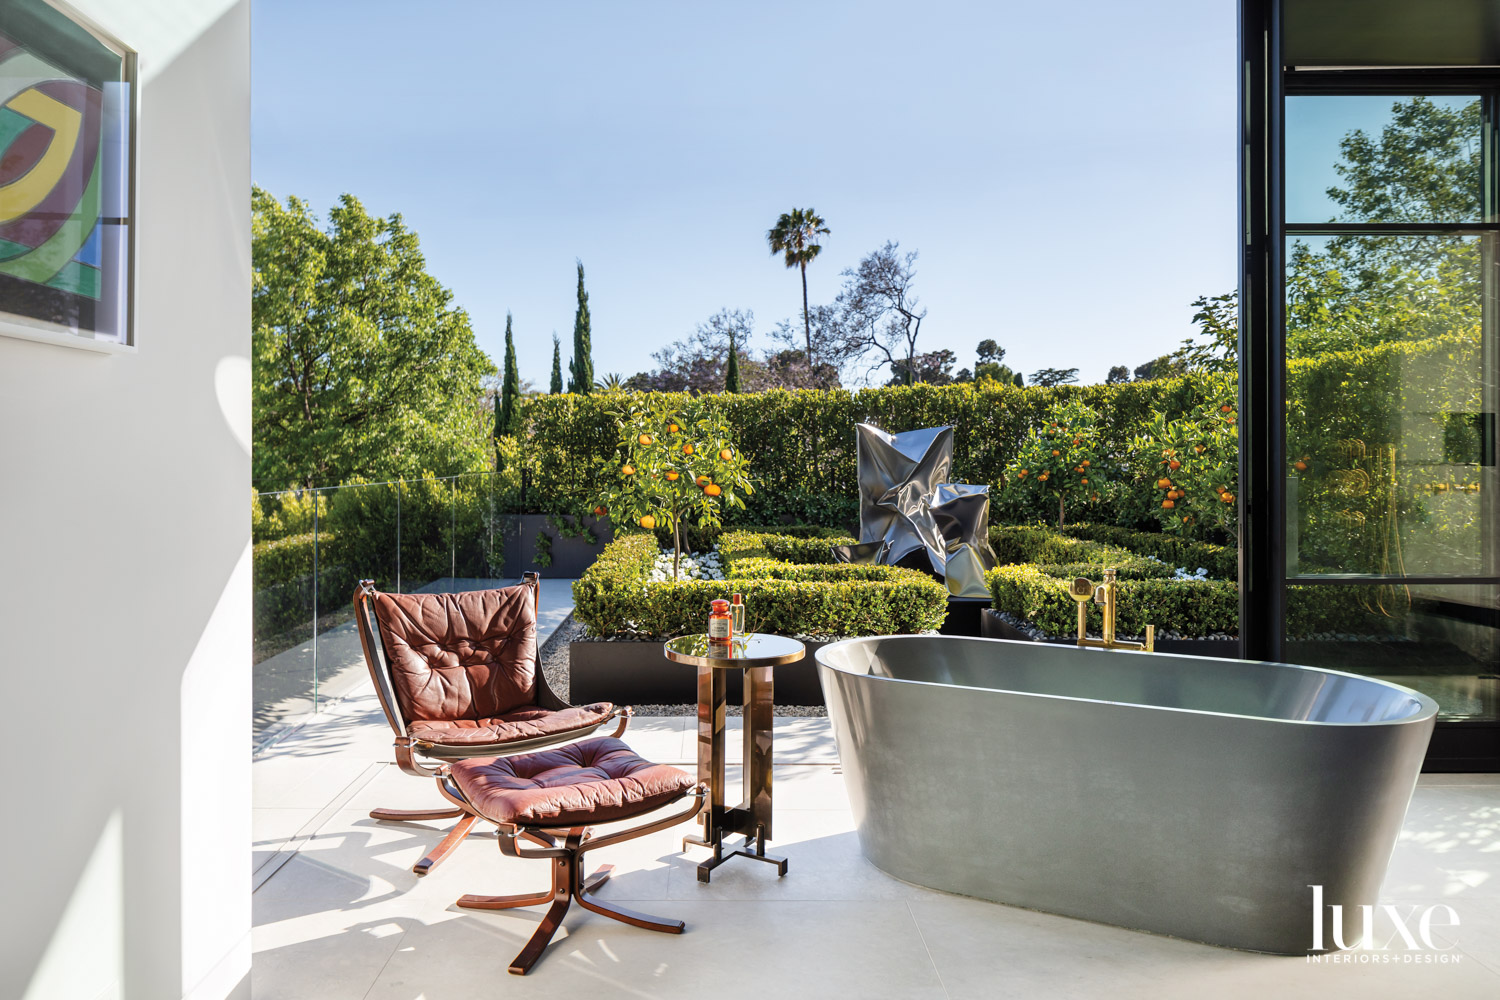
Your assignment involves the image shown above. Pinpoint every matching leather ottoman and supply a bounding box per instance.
[446,737,705,975]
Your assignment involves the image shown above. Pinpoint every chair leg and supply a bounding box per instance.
[507,854,574,975]
[509,895,572,975]
[458,830,686,975]
[455,889,556,910]
[368,806,465,821]
[581,863,614,894]
[575,891,685,934]
[412,813,479,877]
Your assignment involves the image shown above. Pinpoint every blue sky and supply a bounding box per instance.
[251,0,1239,387]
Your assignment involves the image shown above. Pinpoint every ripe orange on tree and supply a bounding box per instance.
[704,483,722,497]
[639,515,656,530]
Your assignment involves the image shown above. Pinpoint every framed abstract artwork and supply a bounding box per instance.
[0,0,134,350]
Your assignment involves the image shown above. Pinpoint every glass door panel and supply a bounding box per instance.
[1281,93,1499,727]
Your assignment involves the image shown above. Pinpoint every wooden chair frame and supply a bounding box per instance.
[454,785,707,975]
[353,571,631,875]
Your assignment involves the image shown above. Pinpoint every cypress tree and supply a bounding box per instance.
[567,260,593,393]
[725,328,742,393]
[499,312,520,434]
[549,333,563,394]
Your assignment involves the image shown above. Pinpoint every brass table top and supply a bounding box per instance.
[662,633,805,669]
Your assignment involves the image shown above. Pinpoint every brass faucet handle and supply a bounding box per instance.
[1068,577,1094,602]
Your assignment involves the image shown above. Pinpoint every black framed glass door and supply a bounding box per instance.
[1254,72,1500,768]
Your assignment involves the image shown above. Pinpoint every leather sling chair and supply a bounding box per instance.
[353,571,631,875]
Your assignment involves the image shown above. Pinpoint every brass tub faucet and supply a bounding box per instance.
[1068,568,1154,652]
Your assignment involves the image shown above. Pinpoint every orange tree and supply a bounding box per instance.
[1132,386,1238,539]
[1003,399,1105,527]
[593,398,753,579]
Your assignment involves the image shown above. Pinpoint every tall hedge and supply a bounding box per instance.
[516,377,1216,525]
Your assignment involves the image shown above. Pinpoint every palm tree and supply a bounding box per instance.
[593,372,625,392]
[767,208,830,360]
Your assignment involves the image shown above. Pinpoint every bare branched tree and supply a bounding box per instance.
[832,241,929,385]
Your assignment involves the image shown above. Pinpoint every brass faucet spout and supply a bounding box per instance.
[1068,569,1154,653]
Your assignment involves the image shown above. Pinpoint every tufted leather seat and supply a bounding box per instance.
[407,703,616,746]
[449,738,696,828]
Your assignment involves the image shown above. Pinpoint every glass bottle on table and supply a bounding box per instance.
[708,599,732,646]
[731,592,744,637]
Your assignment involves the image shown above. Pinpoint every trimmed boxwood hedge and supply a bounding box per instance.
[572,530,948,639]
[987,526,1169,579]
[988,563,1239,637]
[986,524,1391,639]
[1055,523,1237,581]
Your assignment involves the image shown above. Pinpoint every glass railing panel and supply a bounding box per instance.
[251,487,323,744]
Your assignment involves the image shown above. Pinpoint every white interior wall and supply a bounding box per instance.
[0,1,251,998]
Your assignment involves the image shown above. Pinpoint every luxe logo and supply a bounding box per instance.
[1308,885,1461,961]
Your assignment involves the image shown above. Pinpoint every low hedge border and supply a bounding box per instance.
[572,530,947,639]
[987,526,1167,579]
[1055,523,1236,580]
[987,564,1239,637]
[987,527,1396,639]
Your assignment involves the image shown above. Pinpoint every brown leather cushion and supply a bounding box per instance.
[449,738,696,827]
[407,702,615,746]
[372,586,537,722]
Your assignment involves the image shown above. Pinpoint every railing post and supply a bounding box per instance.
[312,488,319,711]
[396,478,402,594]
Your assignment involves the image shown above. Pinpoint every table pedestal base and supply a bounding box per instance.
[683,828,788,883]
[688,660,788,882]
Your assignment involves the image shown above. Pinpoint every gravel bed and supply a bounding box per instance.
[537,613,827,717]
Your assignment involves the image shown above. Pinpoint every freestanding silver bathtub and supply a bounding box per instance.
[816,635,1438,954]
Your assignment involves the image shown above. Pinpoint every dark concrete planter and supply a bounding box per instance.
[570,638,831,707]
[941,597,991,637]
[981,609,1240,659]
[501,514,613,578]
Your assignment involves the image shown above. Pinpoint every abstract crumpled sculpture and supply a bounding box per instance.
[839,423,997,598]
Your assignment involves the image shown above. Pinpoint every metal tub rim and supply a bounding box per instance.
[814,633,1439,729]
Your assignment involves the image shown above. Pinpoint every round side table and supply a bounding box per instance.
[664,633,804,882]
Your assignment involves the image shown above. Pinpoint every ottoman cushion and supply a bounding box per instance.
[449,737,695,827]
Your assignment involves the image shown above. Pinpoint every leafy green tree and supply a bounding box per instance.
[1132,389,1239,539]
[251,187,494,489]
[1133,355,1185,381]
[1005,400,1106,526]
[549,333,563,394]
[1030,367,1079,387]
[568,261,593,393]
[1287,97,1482,357]
[975,339,1023,385]
[498,311,520,436]
[593,399,753,579]
[1105,365,1131,384]
[767,208,830,360]
[725,326,742,392]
